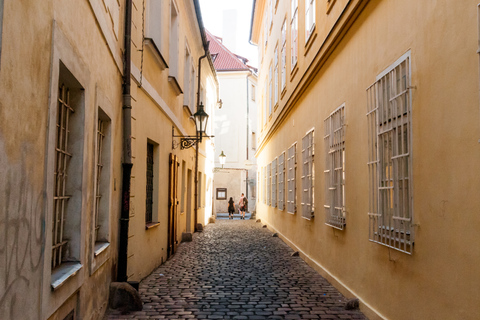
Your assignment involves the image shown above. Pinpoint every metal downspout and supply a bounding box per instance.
[118,0,133,282]
[194,49,208,232]
[246,75,250,207]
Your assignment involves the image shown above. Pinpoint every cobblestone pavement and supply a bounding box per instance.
[108,220,367,319]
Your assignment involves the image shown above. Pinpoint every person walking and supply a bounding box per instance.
[227,197,235,219]
[238,193,247,220]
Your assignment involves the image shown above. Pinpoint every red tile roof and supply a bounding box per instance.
[206,29,252,72]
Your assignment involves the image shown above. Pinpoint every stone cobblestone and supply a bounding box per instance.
[107,220,367,319]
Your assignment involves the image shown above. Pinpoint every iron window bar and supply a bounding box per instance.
[324,106,345,230]
[52,85,74,269]
[366,56,413,254]
[94,119,105,243]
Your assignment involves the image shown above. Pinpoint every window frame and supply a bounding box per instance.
[324,105,345,230]
[278,152,286,211]
[291,0,298,70]
[287,143,297,214]
[216,188,227,200]
[366,51,414,254]
[301,129,315,220]
[305,0,316,43]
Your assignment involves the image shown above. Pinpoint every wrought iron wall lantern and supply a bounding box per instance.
[172,104,212,149]
[219,150,226,168]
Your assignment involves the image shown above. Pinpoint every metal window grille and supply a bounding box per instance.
[291,0,298,69]
[267,163,271,205]
[366,56,413,254]
[257,171,261,200]
[94,119,105,242]
[302,130,314,219]
[324,106,345,229]
[145,143,154,224]
[52,84,74,269]
[287,144,296,213]
[281,20,286,90]
[278,152,285,210]
[272,158,277,207]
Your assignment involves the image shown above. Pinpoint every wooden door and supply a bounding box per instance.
[168,153,179,257]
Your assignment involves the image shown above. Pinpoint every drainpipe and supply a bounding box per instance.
[118,0,133,283]
[194,47,208,232]
[245,75,250,209]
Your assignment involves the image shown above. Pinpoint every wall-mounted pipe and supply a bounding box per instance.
[118,0,133,283]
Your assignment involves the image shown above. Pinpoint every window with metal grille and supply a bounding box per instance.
[366,53,413,254]
[93,109,111,249]
[324,106,345,229]
[287,143,296,213]
[291,0,298,69]
[263,166,267,204]
[267,163,271,205]
[51,64,85,271]
[272,158,277,207]
[198,172,202,208]
[281,19,287,91]
[278,152,285,210]
[52,84,74,270]
[305,0,316,42]
[145,143,154,224]
[302,130,314,219]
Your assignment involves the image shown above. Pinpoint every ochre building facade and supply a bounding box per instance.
[251,0,480,319]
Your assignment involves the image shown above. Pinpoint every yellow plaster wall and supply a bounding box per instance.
[255,0,480,319]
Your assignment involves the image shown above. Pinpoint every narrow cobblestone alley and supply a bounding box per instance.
[108,220,367,320]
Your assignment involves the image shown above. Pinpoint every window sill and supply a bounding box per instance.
[144,38,168,70]
[51,262,83,291]
[145,221,160,230]
[290,65,298,80]
[326,0,337,14]
[94,242,110,257]
[168,76,183,96]
[305,30,317,56]
[281,87,287,99]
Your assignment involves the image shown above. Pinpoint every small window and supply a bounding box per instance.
[287,143,297,214]
[324,106,345,229]
[216,188,227,200]
[291,0,298,69]
[278,152,286,210]
[145,143,155,224]
[305,0,316,42]
[272,158,277,207]
[281,19,287,91]
[269,63,273,115]
[367,53,413,254]
[251,84,256,101]
[301,130,314,219]
[93,108,112,251]
[267,163,271,205]
[274,45,279,106]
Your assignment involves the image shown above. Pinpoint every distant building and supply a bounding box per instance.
[206,30,258,215]
[250,0,480,319]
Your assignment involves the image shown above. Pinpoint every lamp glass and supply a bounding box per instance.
[194,103,209,135]
[219,151,226,165]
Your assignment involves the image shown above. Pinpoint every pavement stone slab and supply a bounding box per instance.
[107,220,367,319]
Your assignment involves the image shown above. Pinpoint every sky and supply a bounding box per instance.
[199,0,258,68]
